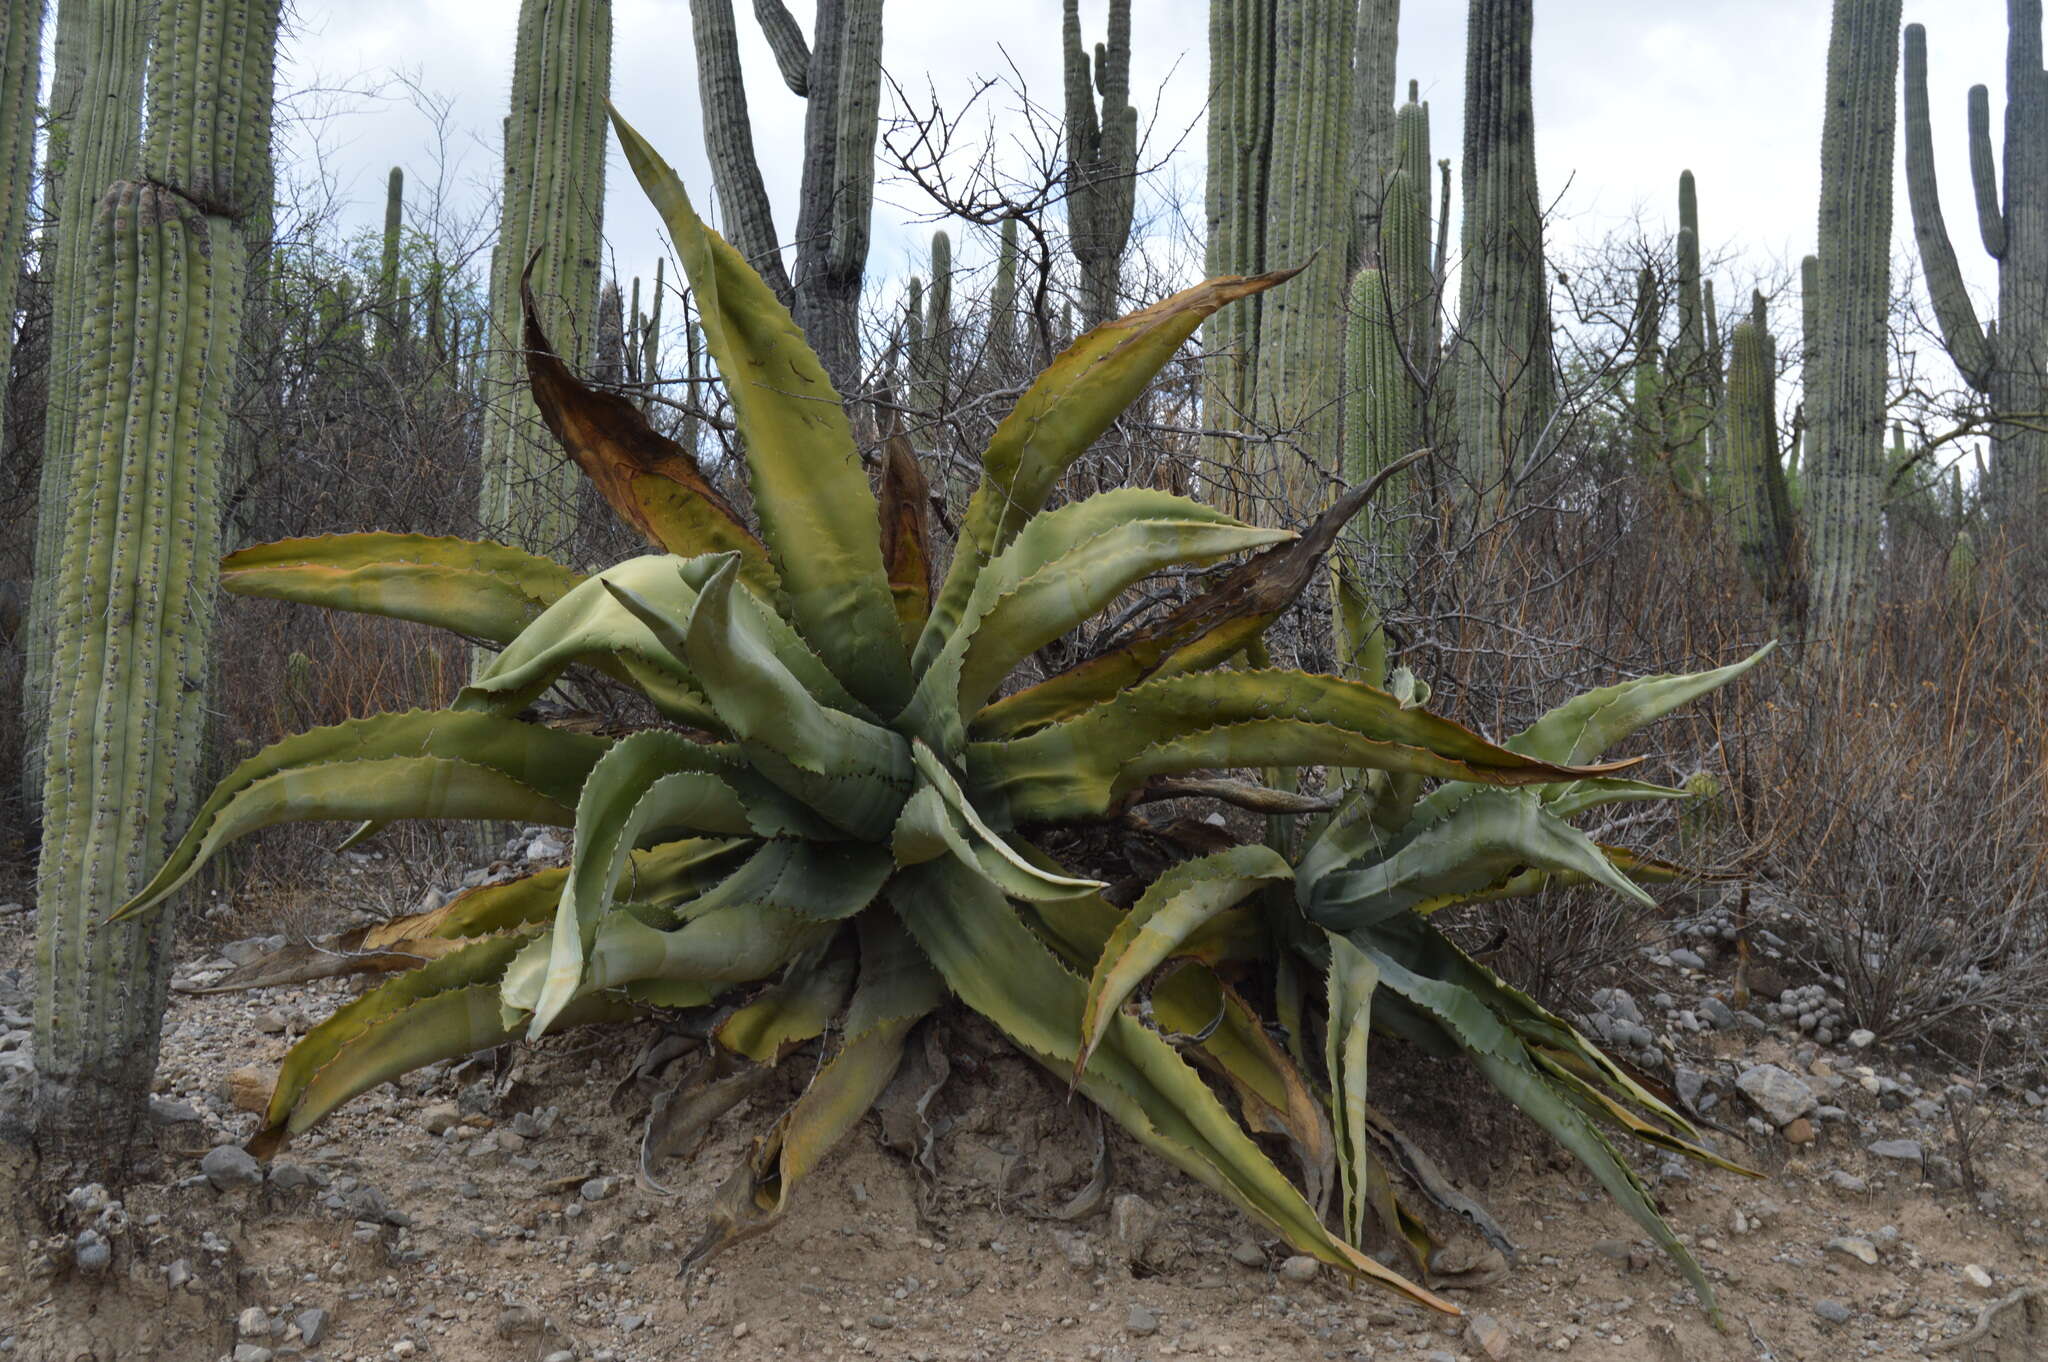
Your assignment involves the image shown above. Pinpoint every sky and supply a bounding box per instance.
[275,0,2013,360]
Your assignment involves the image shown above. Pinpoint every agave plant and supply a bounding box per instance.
[118,110,1765,1315]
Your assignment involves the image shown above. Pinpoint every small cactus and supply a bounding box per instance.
[990,217,1020,375]
[376,165,405,354]
[1724,292,1800,619]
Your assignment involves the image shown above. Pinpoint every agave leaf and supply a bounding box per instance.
[254,932,533,1153]
[1076,845,1291,1078]
[916,268,1300,677]
[267,983,636,1156]
[877,416,934,649]
[902,489,1287,749]
[1528,1049,1759,1177]
[677,837,897,923]
[1399,844,1715,916]
[456,556,726,730]
[115,712,610,921]
[1537,777,1690,819]
[973,456,1420,739]
[971,672,1629,826]
[582,903,829,994]
[893,741,1104,900]
[610,108,910,713]
[1304,792,1655,931]
[1324,932,1382,1247]
[671,556,913,838]
[716,939,859,1064]
[1347,938,1720,1320]
[890,857,1455,1313]
[690,913,944,1263]
[1151,964,1339,1220]
[527,732,774,1036]
[521,275,778,596]
[1508,644,1776,765]
[219,533,581,643]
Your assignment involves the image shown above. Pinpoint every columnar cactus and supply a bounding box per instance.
[1724,292,1800,618]
[0,0,39,390]
[1631,265,1664,469]
[478,0,611,557]
[1903,12,2048,520]
[1337,267,1415,660]
[1250,0,1358,517]
[990,217,1020,375]
[21,0,148,812]
[595,279,625,384]
[1805,0,1902,652]
[1348,0,1401,269]
[640,257,665,412]
[34,0,282,1175]
[1452,0,1555,501]
[1201,0,1275,490]
[1666,170,1711,490]
[1385,81,1436,364]
[377,165,404,354]
[913,233,954,419]
[1063,0,1136,329]
[688,0,883,396]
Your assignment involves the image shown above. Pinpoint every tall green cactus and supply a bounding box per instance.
[1724,292,1800,618]
[0,0,38,389]
[595,279,626,383]
[1452,0,1554,502]
[687,0,883,396]
[1903,11,2048,520]
[1338,268,1416,655]
[1063,0,1135,329]
[1805,0,1902,652]
[1631,265,1664,470]
[990,217,1020,374]
[34,0,281,1174]
[1666,170,1711,490]
[1348,0,1401,269]
[376,165,404,354]
[1385,81,1436,364]
[640,256,665,412]
[478,0,611,557]
[915,232,954,418]
[22,0,148,812]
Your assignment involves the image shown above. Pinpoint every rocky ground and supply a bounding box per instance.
[0,840,2045,1362]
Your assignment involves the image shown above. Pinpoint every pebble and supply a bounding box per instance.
[1125,1305,1159,1337]
[1826,1170,1869,1192]
[732,1322,749,1340]
[237,1307,273,1339]
[1668,948,1706,971]
[1813,1299,1854,1325]
[1867,1138,1923,1162]
[201,1145,263,1191]
[579,1176,616,1203]
[422,1103,461,1136]
[1697,997,1737,1030]
[1848,1028,1875,1048]
[1736,1064,1816,1126]
[254,1010,288,1035]
[496,1305,543,1337]
[391,1342,417,1359]
[1229,1239,1265,1268]
[1825,1236,1879,1266]
[1466,1313,1513,1359]
[296,1308,329,1346]
[1783,1117,1817,1145]
[1963,1264,1995,1291]
[1278,1255,1319,1283]
[1112,1193,1161,1265]
[73,1231,109,1273]
[232,1347,274,1362]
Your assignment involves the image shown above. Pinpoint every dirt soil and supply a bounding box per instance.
[1,870,2046,1362]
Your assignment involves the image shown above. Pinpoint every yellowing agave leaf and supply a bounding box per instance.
[1076,845,1291,1079]
[219,532,581,643]
[716,943,859,1064]
[877,416,934,648]
[1508,643,1776,765]
[610,108,910,714]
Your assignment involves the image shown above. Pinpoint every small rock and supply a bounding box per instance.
[296,1308,329,1346]
[1591,1238,1631,1261]
[1466,1313,1513,1360]
[1826,1237,1879,1266]
[224,1066,272,1114]
[73,1231,110,1274]
[1826,1170,1868,1192]
[391,1343,417,1360]
[526,832,566,861]
[542,1352,574,1362]
[253,1010,288,1035]
[1813,1299,1854,1325]
[1698,998,1737,1030]
[496,1305,543,1338]
[165,1259,192,1290]
[201,1145,263,1191]
[1963,1264,1995,1292]
[238,1307,273,1339]
[1229,1239,1265,1269]
[1736,1064,1816,1126]
[232,1347,274,1362]
[1112,1193,1161,1265]
[1848,1028,1875,1049]
[422,1103,461,1136]
[149,1095,203,1125]
[1668,948,1706,971]
[1278,1255,1318,1283]
[732,1322,749,1340]
[1867,1138,1923,1162]
[1055,1232,1094,1271]
[268,1163,310,1192]
[1783,1117,1817,1145]
[579,1176,616,1203]
[1125,1305,1159,1337]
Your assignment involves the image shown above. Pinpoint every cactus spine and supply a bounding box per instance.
[34,0,282,1173]
[1903,12,2048,520]
[1452,0,1554,501]
[1805,0,1901,652]
[22,0,149,811]
[478,0,611,557]
[1725,292,1800,620]
[1063,0,1135,329]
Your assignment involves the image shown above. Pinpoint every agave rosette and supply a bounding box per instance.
[118,110,1766,1313]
